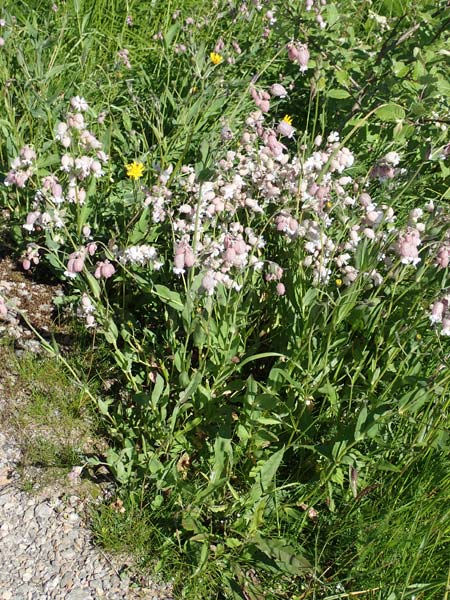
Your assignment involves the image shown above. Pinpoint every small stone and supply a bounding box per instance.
[60,572,74,588]
[60,548,76,561]
[66,588,92,600]
[35,502,53,521]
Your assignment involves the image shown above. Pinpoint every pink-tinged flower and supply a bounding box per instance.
[184,247,195,268]
[214,37,225,52]
[22,245,40,270]
[265,134,285,157]
[94,260,115,279]
[232,40,241,54]
[60,154,74,172]
[67,186,86,205]
[23,211,41,232]
[430,300,445,324]
[118,49,131,69]
[436,246,450,269]
[370,163,395,180]
[277,120,296,139]
[359,192,372,207]
[4,168,32,188]
[56,122,68,139]
[397,229,421,266]
[65,250,86,277]
[90,160,103,177]
[19,145,36,165]
[441,317,450,336]
[173,253,185,274]
[201,271,217,295]
[75,156,93,179]
[173,241,195,274]
[250,87,270,113]
[276,282,285,296]
[383,151,400,166]
[287,42,309,72]
[343,265,358,285]
[86,242,97,256]
[96,150,109,163]
[270,83,288,98]
[275,213,299,238]
[42,175,64,203]
[61,135,72,148]
[67,112,85,130]
[80,130,102,150]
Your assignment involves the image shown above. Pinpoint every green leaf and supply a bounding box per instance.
[153,285,184,311]
[250,536,312,575]
[327,88,351,99]
[98,398,112,415]
[151,374,165,407]
[249,447,284,503]
[178,370,202,404]
[374,103,405,122]
[164,23,180,46]
[102,317,118,344]
[85,271,101,300]
[354,406,368,441]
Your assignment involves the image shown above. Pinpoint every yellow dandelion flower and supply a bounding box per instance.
[126,160,145,180]
[210,52,223,65]
[335,278,343,287]
[282,114,293,125]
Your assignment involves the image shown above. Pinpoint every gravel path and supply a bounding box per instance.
[0,431,138,600]
[0,257,175,600]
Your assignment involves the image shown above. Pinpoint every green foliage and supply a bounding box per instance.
[1,0,450,598]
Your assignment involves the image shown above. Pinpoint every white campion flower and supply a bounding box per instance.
[70,96,89,112]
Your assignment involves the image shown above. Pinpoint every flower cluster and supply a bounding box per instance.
[305,0,327,28]
[286,41,310,72]
[7,99,109,249]
[4,145,36,188]
[430,296,450,336]
[76,293,97,329]
[117,245,163,270]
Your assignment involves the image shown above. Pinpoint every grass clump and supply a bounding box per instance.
[0,340,104,492]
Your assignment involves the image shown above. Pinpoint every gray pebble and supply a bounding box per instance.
[66,589,92,600]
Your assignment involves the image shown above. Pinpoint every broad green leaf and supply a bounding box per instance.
[250,536,312,575]
[153,284,184,311]
[374,103,406,122]
[327,88,351,99]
